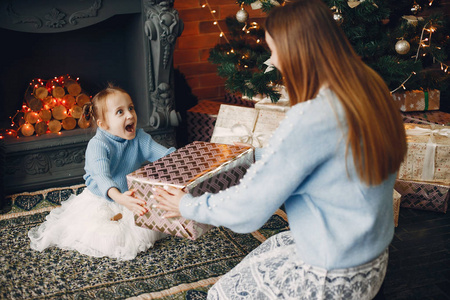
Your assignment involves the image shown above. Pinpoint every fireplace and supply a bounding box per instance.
[0,0,183,194]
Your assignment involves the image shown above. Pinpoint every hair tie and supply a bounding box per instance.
[83,103,93,121]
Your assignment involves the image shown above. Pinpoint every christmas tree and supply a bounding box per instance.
[208,0,450,109]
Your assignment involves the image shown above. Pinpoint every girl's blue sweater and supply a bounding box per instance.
[84,128,175,200]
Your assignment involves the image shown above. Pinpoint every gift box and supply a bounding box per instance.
[394,179,449,213]
[398,124,450,182]
[225,93,256,108]
[210,104,286,148]
[393,189,401,227]
[254,97,291,113]
[402,111,450,126]
[392,89,440,112]
[127,141,254,240]
[186,100,227,143]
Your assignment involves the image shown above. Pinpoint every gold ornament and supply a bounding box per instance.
[236,7,249,23]
[395,38,411,55]
[331,6,344,25]
[411,1,421,14]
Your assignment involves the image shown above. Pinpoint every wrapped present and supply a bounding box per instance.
[127,141,254,240]
[225,93,256,108]
[392,89,440,112]
[394,179,449,213]
[398,124,450,182]
[254,97,291,113]
[210,104,286,148]
[402,111,450,126]
[186,100,226,143]
[393,189,401,227]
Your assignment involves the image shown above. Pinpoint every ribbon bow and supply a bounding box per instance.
[214,123,267,148]
[406,125,450,181]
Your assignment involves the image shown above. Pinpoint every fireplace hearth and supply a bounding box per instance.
[0,0,183,194]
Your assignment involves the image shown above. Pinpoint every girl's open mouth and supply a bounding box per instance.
[125,124,134,132]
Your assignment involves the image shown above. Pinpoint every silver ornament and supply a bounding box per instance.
[395,39,411,55]
[236,7,249,23]
[333,12,344,24]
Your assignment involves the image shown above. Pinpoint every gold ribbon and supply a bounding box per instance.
[213,123,267,148]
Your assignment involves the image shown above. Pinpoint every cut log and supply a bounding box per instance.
[35,121,48,135]
[25,111,39,124]
[28,97,43,112]
[34,86,48,100]
[62,95,76,109]
[12,111,25,128]
[52,105,68,120]
[48,120,62,133]
[21,123,35,136]
[70,105,83,119]
[76,93,90,107]
[65,80,81,96]
[62,117,77,130]
[52,86,66,98]
[39,109,52,122]
[43,96,57,109]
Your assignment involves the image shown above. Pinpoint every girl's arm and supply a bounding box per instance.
[138,129,176,162]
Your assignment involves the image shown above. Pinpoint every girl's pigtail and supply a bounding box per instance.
[83,102,94,121]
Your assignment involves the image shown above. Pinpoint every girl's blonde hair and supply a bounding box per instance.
[83,83,129,126]
[265,0,407,185]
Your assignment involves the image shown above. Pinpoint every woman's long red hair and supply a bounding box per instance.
[265,0,407,185]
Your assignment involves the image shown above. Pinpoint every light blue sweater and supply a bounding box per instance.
[180,88,396,270]
[84,128,175,200]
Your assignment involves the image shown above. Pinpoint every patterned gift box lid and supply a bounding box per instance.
[127,141,254,240]
[395,179,449,213]
[127,141,254,191]
[187,100,225,117]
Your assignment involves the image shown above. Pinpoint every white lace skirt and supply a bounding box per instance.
[28,188,165,260]
[208,231,388,300]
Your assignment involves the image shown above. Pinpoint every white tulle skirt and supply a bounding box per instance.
[28,188,165,260]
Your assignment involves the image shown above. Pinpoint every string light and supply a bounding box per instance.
[391,21,447,93]
[0,74,88,139]
[201,0,230,44]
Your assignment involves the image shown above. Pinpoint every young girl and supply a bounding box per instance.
[29,84,175,260]
[153,0,407,299]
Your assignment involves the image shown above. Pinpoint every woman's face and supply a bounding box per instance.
[265,32,280,71]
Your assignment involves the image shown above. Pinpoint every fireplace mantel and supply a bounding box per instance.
[1,0,183,194]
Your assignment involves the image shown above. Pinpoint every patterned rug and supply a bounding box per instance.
[0,185,289,300]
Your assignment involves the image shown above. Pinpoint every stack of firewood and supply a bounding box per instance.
[15,75,91,137]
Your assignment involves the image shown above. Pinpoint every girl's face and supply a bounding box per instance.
[265,32,280,71]
[97,91,138,140]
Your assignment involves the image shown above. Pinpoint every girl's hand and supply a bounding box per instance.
[108,188,148,216]
[152,186,187,219]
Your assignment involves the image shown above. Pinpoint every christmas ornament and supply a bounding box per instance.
[236,7,249,23]
[348,0,363,8]
[402,15,424,26]
[411,1,421,14]
[395,38,411,55]
[331,6,344,25]
[251,0,280,10]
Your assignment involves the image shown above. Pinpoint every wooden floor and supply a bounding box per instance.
[381,207,450,300]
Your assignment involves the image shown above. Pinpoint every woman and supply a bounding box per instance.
[154,0,406,298]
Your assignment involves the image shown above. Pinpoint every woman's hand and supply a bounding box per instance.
[108,188,148,216]
[152,186,187,219]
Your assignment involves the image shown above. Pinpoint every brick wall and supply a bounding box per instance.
[173,0,266,103]
[173,0,450,104]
